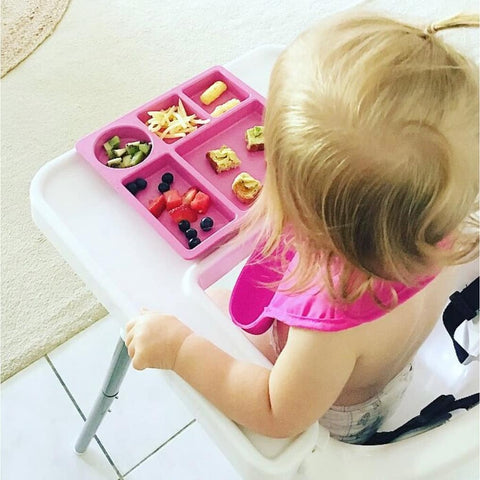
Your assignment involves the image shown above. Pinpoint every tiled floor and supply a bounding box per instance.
[1,314,242,480]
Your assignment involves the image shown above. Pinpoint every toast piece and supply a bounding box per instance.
[232,172,262,204]
[245,126,264,151]
[206,146,241,174]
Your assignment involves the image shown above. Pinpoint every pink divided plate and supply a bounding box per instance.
[75,66,266,260]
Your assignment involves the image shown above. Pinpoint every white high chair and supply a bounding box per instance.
[30,45,479,480]
[193,247,479,480]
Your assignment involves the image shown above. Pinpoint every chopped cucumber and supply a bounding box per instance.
[113,148,127,157]
[126,144,140,156]
[130,150,145,166]
[107,157,123,167]
[103,136,121,159]
[120,155,132,167]
[139,142,151,155]
[107,136,120,148]
[104,136,149,168]
[103,141,113,154]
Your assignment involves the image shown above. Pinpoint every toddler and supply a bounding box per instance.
[125,12,479,444]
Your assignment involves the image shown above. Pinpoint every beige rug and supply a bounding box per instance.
[1,0,70,77]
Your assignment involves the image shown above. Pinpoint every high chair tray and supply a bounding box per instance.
[29,43,285,342]
[75,66,267,260]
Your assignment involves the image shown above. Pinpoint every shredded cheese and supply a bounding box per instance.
[146,99,209,139]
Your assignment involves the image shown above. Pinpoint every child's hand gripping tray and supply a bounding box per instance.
[75,66,266,260]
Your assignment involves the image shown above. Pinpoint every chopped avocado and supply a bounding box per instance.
[139,142,151,155]
[252,126,263,137]
[126,141,141,147]
[107,157,123,167]
[113,148,127,157]
[130,150,145,166]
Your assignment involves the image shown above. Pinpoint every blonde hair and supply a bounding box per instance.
[242,12,479,305]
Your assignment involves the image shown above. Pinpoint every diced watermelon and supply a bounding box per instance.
[169,204,198,223]
[190,191,211,214]
[148,195,166,217]
[164,189,182,210]
[182,187,198,206]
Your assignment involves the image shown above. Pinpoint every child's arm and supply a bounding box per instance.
[125,311,356,438]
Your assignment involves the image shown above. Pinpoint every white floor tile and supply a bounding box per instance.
[1,357,118,480]
[124,421,241,479]
[48,314,194,475]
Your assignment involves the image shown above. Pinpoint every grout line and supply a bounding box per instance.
[45,355,125,480]
[123,419,197,477]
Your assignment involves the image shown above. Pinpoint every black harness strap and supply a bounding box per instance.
[364,393,479,445]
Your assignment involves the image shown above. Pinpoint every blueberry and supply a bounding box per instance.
[135,178,147,190]
[162,172,174,184]
[158,182,170,193]
[185,228,198,239]
[125,182,138,195]
[178,220,190,232]
[188,237,201,249]
[200,216,214,231]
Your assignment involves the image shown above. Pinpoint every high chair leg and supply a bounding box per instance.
[74,336,131,454]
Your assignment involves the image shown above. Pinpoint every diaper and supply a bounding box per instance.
[319,362,414,444]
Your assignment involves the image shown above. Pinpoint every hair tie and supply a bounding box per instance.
[423,23,437,37]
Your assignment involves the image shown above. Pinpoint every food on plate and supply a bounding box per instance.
[148,195,166,217]
[157,182,170,193]
[163,189,183,210]
[200,216,214,232]
[245,126,264,151]
[178,220,190,232]
[232,172,262,204]
[188,237,201,249]
[185,228,198,240]
[181,187,210,214]
[135,178,148,190]
[125,182,138,195]
[146,173,213,249]
[190,191,210,214]
[200,81,227,105]
[103,136,120,156]
[104,136,151,168]
[145,99,209,139]
[169,204,198,223]
[182,187,198,206]
[207,146,241,173]
[161,172,174,184]
[211,98,240,117]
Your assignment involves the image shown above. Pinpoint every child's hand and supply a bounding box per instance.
[125,309,192,371]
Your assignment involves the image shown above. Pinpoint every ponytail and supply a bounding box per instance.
[423,13,479,37]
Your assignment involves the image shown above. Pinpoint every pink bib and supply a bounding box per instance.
[229,247,436,334]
